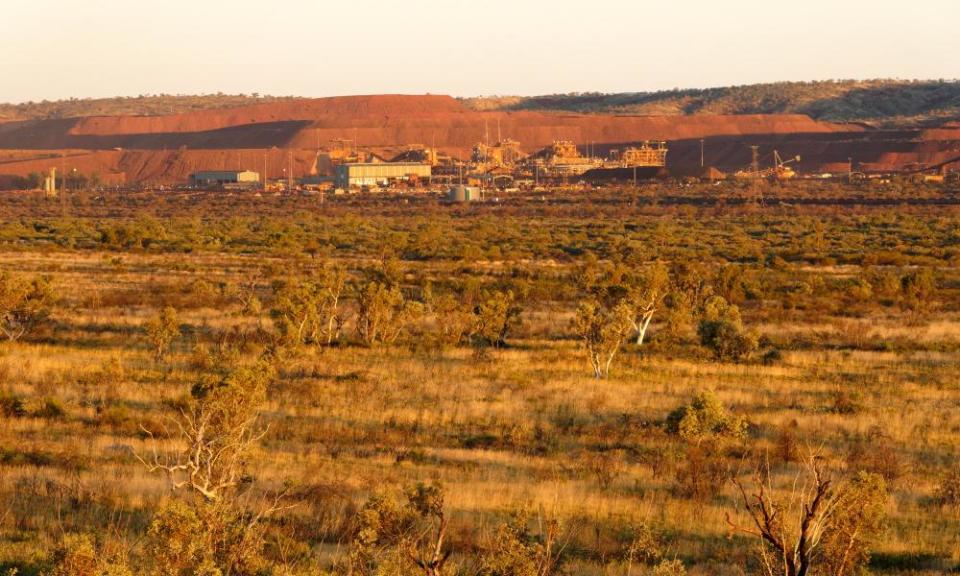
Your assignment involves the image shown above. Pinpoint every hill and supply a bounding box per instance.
[0,90,959,184]
[4,80,960,126]
[0,93,304,121]
[461,79,960,126]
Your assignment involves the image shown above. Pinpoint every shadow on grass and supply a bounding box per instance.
[871,551,955,573]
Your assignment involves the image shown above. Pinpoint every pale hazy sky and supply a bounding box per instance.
[2,0,958,103]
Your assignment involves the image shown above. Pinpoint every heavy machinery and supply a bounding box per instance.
[734,148,801,180]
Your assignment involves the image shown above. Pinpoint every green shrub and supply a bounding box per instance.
[697,296,757,362]
[0,392,26,418]
[34,397,66,420]
[666,391,747,443]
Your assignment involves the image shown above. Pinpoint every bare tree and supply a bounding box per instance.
[137,362,271,502]
[727,456,838,576]
[726,454,886,576]
[136,360,291,574]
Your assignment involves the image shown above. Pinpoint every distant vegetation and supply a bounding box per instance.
[0,93,303,120]
[462,79,960,126]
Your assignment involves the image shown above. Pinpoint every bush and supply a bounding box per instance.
[672,444,727,502]
[621,522,665,566]
[846,427,902,482]
[34,397,66,420]
[697,296,757,362]
[0,392,26,418]
[582,450,625,491]
[774,420,801,464]
[830,387,863,415]
[652,559,687,576]
[0,272,57,342]
[49,534,97,576]
[144,306,180,362]
[480,511,564,576]
[935,467,960,509]
[49,533,131,576]
[666,391,747,444]
[144,501,209,576]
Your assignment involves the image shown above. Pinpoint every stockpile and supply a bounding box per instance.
[0,94,957,183]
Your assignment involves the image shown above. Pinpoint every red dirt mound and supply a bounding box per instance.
[0,94,852,154]
[0,94,956,183]
[0,149,325,184]
[67,94,465,136]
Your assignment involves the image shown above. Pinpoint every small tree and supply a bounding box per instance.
[900,268,936,311]
[625,263,669,346]
[139,361,272,501]
[271,265,345,346]
[698,296,757,362]
[145,306,180,362]
[355,281,409,345]
[429,292,474,348]
[574,298,633,379]
[406,483,452,576]
[0,272,56,342]
[820,472,887,576]
[346,483,451,576]
[471,290,522,355]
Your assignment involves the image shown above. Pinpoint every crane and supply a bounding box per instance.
[734,148,801,180]
[772,150,801,180]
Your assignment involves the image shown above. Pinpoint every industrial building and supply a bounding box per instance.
[334,162,431,189]
[472,139,524,168]
[190,170,261,189]
[540,140,602,176]
[619,141,668,167]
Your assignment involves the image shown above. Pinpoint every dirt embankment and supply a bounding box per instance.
[0,149,324,184]
[0,94,957,183]
[0,95,852,153]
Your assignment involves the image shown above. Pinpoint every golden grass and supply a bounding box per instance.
[0,249,958,574]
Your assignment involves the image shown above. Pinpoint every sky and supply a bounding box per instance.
[2,0,959,103]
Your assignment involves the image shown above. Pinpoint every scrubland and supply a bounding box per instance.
[0,182,959,575]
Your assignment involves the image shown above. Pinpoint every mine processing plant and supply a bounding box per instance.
[618,141,668,168]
